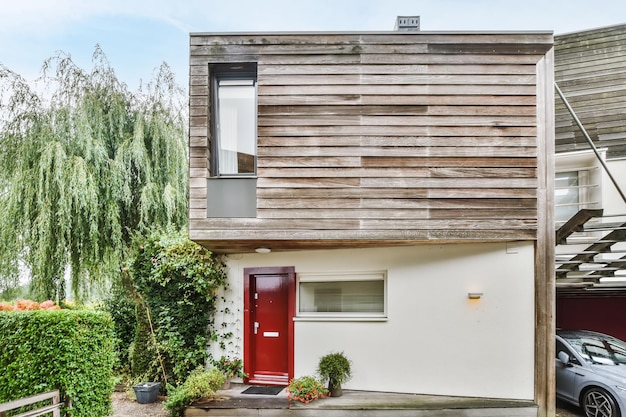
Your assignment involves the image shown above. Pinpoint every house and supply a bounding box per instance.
[553,24,626,340]
[188,27,555,416]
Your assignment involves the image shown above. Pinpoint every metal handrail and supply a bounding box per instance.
[555,82,626,204]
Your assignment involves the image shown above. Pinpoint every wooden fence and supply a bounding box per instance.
[0,390,61,417]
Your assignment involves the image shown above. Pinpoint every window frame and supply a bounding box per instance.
[554,149,604,226]
[210,63,258,178]
[295,271,388,322]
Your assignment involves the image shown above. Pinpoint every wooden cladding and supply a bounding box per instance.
[555,24,626,159]
[189,31,553,253]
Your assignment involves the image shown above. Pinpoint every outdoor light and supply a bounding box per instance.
[255,247,271,254]
[467,292,483,300]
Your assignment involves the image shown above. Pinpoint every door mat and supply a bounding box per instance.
[241,386,284,395]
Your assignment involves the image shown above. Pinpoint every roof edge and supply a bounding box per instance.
[190,30,554,37]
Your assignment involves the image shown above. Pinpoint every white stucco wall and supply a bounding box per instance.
[213,241,536,400]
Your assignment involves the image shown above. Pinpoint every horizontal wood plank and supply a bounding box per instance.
[257,187,537,199]
[257,145,537,157]
[257,208,537,220]
[257,167,536,178]
[259,64,537,76]
[258,74,537,86]
[258,126,537,138]
[259,94,539,106]
[257,198,537,209]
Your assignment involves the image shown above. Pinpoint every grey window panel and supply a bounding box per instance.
[207,178,257,218]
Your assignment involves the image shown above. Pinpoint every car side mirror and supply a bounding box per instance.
[558,350,572,366]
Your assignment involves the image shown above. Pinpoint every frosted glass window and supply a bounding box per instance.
[555,171,580,222]
[298,272,386,317]
[217,79,256,175]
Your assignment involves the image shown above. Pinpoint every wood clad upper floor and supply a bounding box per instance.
[555,24,626,159]
[189,31,554,253]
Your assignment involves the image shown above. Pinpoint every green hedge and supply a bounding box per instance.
[0,310,115,417]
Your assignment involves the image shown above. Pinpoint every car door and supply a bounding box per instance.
[556,338,582,403]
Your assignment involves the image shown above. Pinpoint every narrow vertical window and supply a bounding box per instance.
[216,78,256,175]
[207,63,258,218]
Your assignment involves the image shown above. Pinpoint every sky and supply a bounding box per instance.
[1,0,626,91]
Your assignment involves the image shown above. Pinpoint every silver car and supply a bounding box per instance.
[556,329,626,417]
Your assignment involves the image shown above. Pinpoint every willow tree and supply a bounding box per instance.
[0,47,188,301]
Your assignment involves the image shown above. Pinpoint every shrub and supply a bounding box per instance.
[317,351,352,387]
[0,310,115,417]
[103,283,137,372]
[0,299,60,311]
[287,376,328,404]
[164,368,225,417]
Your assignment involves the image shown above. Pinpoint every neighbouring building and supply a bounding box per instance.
[553,24,626,340]
[188,28,555,416]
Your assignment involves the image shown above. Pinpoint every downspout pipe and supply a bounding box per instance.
[554,82,626,204]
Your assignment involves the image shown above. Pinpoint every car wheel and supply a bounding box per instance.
[582,387,620,417]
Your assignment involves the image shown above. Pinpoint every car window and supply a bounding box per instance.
[582,340,614,364]
[607,340,626,364]
[556,340,570,358]
[556,339,580,365]
[561,333,626,365]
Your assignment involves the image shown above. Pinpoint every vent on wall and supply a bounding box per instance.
[395,16,420,31]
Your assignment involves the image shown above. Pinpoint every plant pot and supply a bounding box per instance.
[220,377,231,390]
[328,381,342,398]
[133,382,160,404]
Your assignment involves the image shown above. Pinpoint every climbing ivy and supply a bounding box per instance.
[126,230,228,386]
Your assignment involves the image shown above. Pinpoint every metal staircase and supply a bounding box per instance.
[555,209,626,292]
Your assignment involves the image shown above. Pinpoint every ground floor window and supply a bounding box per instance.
[297,271,386,319]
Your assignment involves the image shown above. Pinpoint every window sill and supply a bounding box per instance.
[293,316,387,323]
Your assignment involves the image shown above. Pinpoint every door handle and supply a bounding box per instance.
[254,322,260,335]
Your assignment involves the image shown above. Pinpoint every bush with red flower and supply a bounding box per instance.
[287,375,328,404]
[0,299,60,311]
[212,356,247,378]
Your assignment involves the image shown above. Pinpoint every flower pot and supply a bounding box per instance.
[220,377,231,390]
[133,382,160,404]
[328,381,342,398]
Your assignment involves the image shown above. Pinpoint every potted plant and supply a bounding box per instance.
[317,352,352,397]
[286,375,328,404]
[213,356,247,389]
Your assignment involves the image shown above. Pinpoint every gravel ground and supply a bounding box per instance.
[110,391,168,417]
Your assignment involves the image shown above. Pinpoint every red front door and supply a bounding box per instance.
[244,267,295,386]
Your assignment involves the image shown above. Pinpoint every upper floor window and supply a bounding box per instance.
[554,150,603,225]
[555,170,583,223]
[212,64,257,176]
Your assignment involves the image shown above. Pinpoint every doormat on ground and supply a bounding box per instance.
[241,386,284,395]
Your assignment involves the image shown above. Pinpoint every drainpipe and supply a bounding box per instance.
[554,82,626,204]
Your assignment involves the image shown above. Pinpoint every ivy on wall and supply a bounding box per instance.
[123,230,228,386]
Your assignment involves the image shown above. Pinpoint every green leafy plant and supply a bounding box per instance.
[103,284,137,373]
[127,230,228,387]
[317,352,352,392]
[212,356,247,379]
[0,310,115,417]
[164,368,225,417]
[287,375,328,404]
